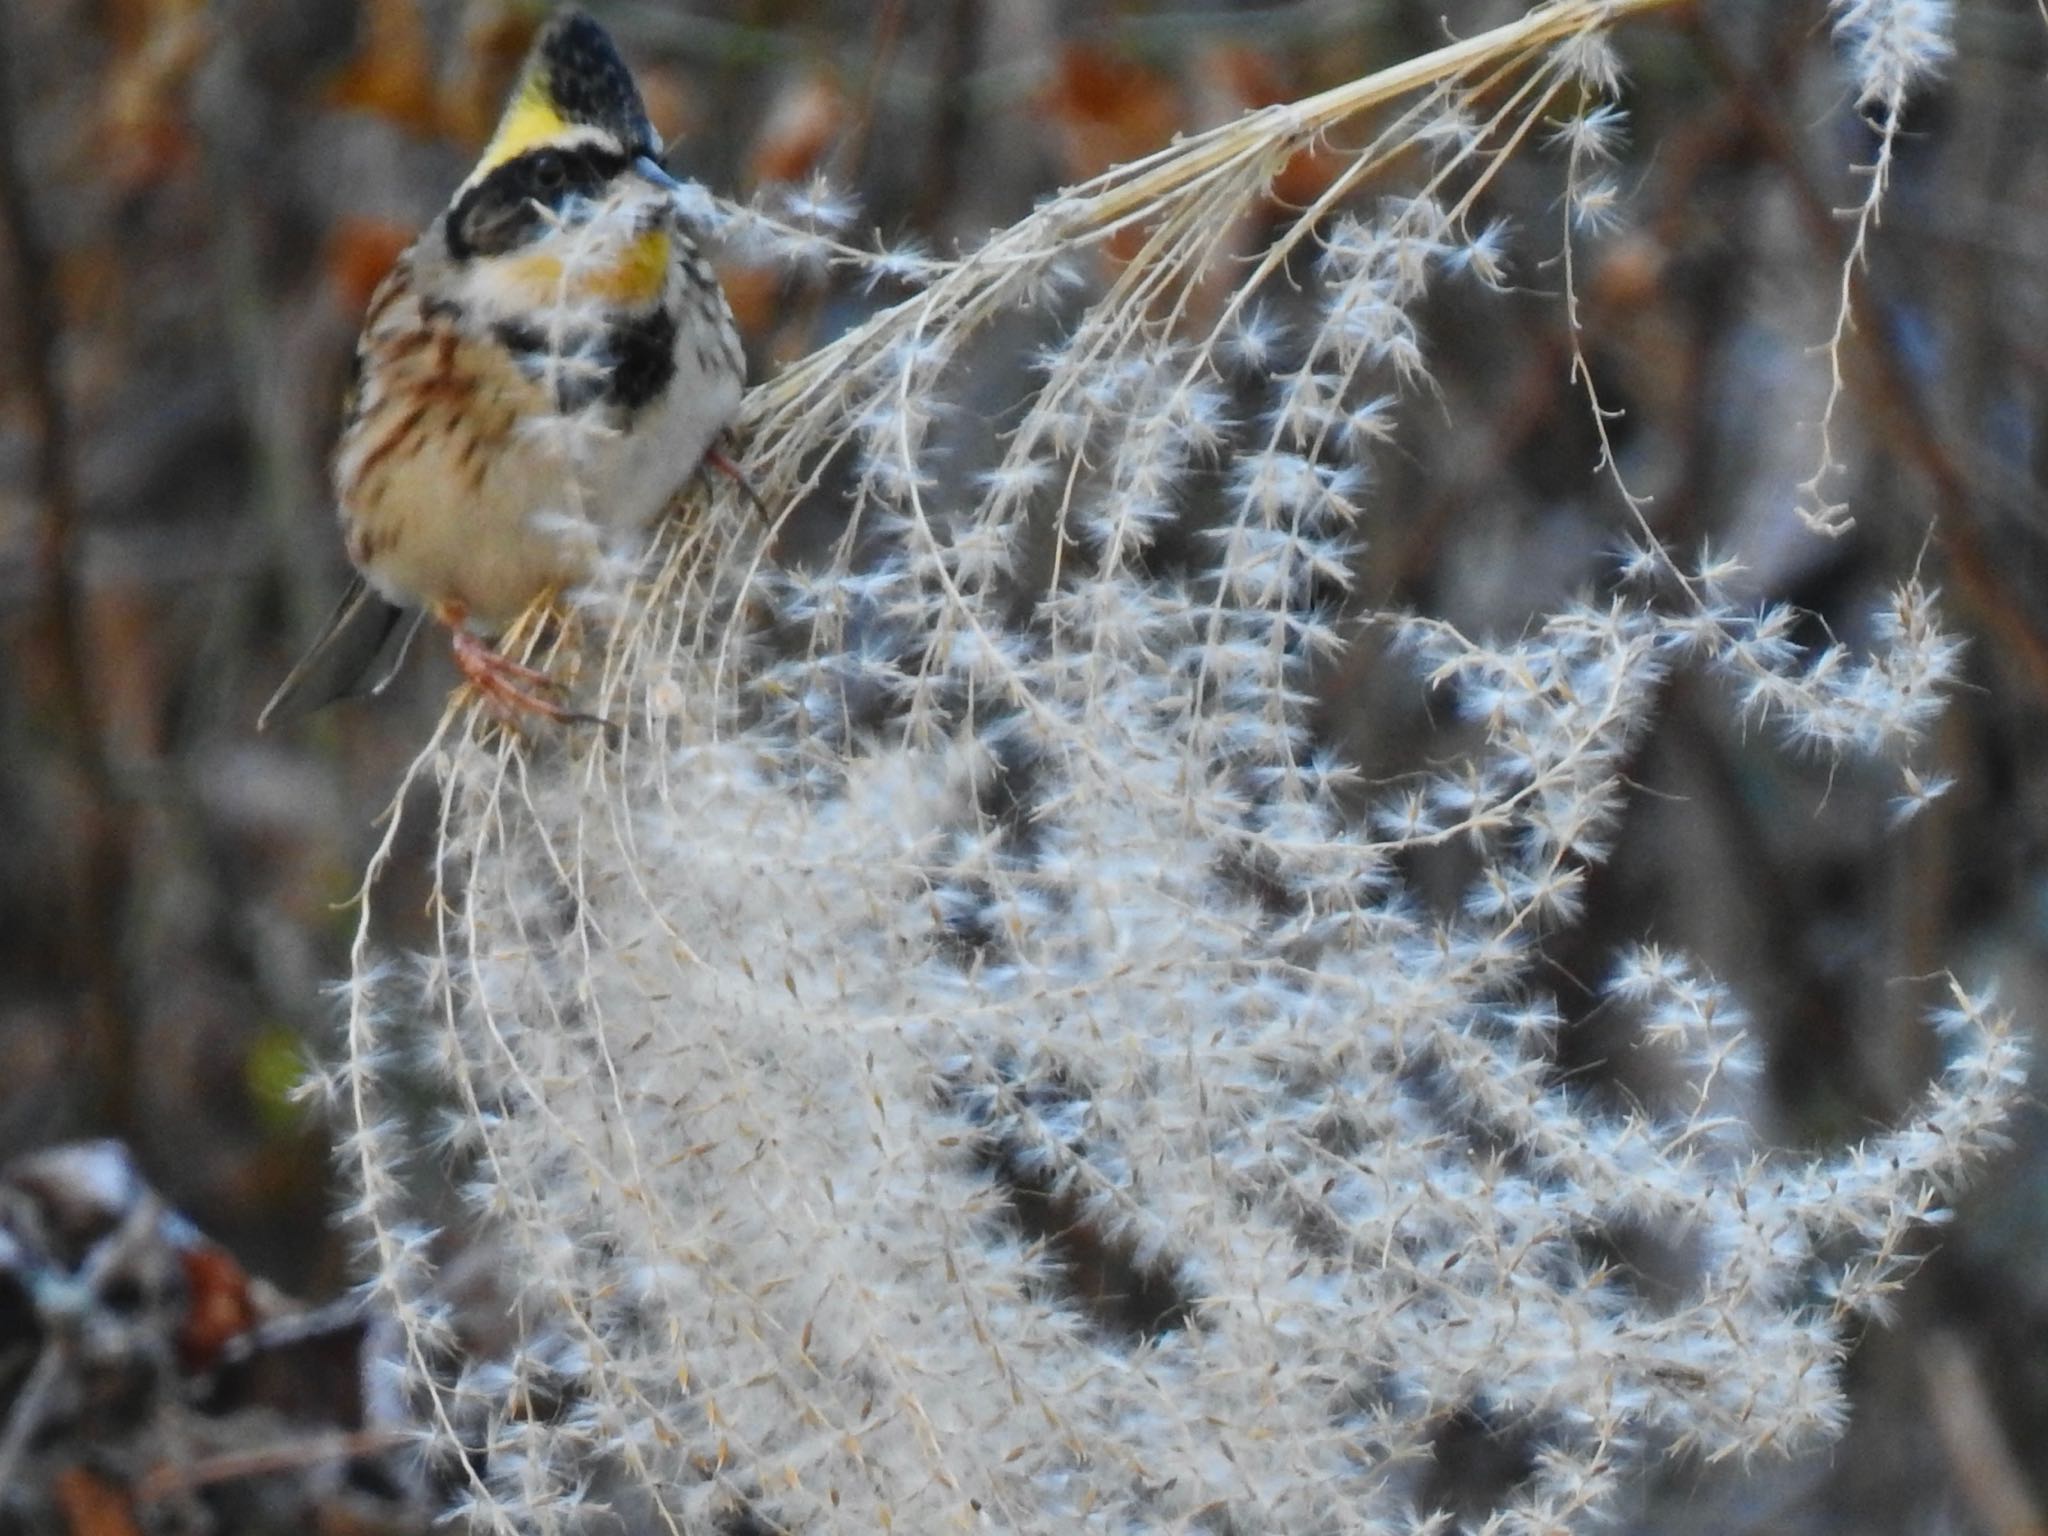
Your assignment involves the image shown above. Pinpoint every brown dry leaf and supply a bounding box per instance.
[717,70,848,345]
[717,263,784,346]
[1044,43,1182,185]
[1043,45,1183,270]
[1587,231,1667,314]
[747,69,847,188]
[1195,43,1348,211]
[324,217,415,314]
[637,64,701,165]
[1586,232,1688,419]
[53,1468,143,1536]
[96,0,210,189]
[326,0,440,137]
[176,1243,258,1375]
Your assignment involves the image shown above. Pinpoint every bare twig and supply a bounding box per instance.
[133,1428,407,1504]
[1693,14,2048,702]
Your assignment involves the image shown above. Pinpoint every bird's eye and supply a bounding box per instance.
[531,151,567,190]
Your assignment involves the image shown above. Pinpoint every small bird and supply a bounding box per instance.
[261,8,744,730]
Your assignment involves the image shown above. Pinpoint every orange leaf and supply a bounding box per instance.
[716,263,783,345]
[177,1244,258,1374]
[324,218,415,314]
[326,0,440,137]
[1588,233,1666,314]
[96,0,209,189]
[53,1468,143,1536]
[747,71,847,189]
[1195,44,1346,210]
[1043,44,1182,187]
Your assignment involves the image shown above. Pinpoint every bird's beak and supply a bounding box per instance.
[634,155,686,193]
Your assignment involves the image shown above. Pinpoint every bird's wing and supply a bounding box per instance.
[257,576,408,731]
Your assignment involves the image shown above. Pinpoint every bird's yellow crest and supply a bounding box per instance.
[476,82,575,178]
[469,10,660,183]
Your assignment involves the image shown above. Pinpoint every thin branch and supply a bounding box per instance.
[1693,14,2048,702]
[132,1429,408,1504]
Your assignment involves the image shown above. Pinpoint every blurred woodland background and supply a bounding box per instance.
[2,0,2048,1531]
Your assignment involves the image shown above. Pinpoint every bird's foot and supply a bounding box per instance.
[443,608,617,742]
[703,444,770,521]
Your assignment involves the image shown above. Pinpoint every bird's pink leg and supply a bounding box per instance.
[438,601,590,728]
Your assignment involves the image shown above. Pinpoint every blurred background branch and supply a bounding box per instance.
[0,1,138,1139]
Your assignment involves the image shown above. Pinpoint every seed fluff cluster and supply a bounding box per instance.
[316,3,2022,1532]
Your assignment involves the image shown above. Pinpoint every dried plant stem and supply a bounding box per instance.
[326,4,2022,1531]
[1691,15,2048,702]
[748,0,1683,430]
[132,1430,408,1504]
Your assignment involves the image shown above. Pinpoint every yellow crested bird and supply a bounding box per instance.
[261,7,744,729]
